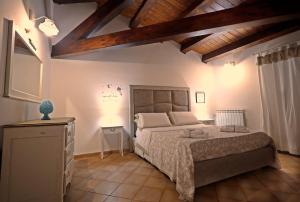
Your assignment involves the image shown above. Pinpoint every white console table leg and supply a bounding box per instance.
[100,130,104,159]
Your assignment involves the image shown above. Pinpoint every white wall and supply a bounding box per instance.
[210,31,300,129]
[212,57,262,129]
[50,43,215,155]
[0,0,51,147]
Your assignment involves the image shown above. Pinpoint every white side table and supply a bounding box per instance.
[100,126,124,159]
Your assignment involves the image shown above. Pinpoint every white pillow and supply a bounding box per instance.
[135,113,172,129]
[168,112,199,126]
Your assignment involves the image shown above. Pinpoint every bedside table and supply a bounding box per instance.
[100,126,124,159]
[199,119,215,125]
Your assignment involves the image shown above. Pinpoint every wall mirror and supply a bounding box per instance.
[3,19,43,103]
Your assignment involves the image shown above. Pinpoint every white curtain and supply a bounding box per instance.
[258,45,300,155]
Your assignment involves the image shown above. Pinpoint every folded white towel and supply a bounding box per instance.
[180,129,209,139]
[220,125,249,133]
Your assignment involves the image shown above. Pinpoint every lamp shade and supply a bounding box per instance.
[38,18,59,37]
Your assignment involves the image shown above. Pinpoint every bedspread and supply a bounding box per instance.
[136,125,278,201]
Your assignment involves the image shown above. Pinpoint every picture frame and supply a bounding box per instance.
[195,91,205,103]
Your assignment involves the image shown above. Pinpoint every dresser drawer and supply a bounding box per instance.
[64,160,74,194]
[65,123,75,145]
[65,141,74,166]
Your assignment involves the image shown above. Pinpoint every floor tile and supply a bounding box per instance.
[104,196,131,202]
[90,169,112,180]
[64,189,86,202]
[71,176,86,187]
[75,179,100,192]
[133,187,163,202]
[123,173,148,185]
[74,157,99,169]
[111,183,141,199]
[273,191,300,202]
[165,181,176,191]
[144,176,167,189]
[195,184,217,198]
[93,180,120,195]
[160,189,183,202]
[133,167,154,176]
[139,161,154,168]
[106,171,131,183]
[150,169,168,179]
[194,195,219,202]
[73,167,94,178]
[77,192,107,202]
[261,179,297,193]
[216,184,246,201]
[119,165,138,173]
[243,188,278,202]
[124,160,142,167]
[100,164,120,172]
[218,198,246,202]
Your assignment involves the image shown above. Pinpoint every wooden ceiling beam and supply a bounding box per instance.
[129,0,156,28]
[54,0,131,49]
[181,34,211,53]
[52,1,300,57]
[179,0,263,54]
[178,0,206,18]
[202,20,300,63]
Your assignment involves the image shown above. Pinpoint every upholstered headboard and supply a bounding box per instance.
[130,85,191,137]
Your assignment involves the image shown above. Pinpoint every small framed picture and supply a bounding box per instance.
[196,91,205,103]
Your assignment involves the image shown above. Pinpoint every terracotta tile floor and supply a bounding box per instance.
[65,153,300,202]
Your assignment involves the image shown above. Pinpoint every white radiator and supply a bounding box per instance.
[215,110,245,126]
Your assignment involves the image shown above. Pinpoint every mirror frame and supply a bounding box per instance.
[3,19,43,103]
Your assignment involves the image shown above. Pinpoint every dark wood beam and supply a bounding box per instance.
[53,0,96,4]
[202,21,300,63]
[178,0,206,18]
[179,0,263,54]
[177,0,208,53]
[54,0,131,48]
[181,34,210,53]
[129,0,156,28]
[52,1,300,57]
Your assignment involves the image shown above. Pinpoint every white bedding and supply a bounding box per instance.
[135,124,278,201]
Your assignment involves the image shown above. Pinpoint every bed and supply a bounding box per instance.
[129,85,279,201]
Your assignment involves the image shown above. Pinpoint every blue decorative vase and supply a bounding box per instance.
[39,100,54,120]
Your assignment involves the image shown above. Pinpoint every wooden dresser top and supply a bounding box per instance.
[3,117,75,128]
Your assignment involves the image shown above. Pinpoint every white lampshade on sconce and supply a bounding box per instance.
[38,18,59,37]
[30,16,59,37]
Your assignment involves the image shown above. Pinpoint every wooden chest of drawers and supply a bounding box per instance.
[0,117,75,202]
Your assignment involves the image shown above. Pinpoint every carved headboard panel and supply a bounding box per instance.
[130,85,191,137]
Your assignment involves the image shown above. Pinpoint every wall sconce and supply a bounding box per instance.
[196,91,205,103]
[29,15,59,37]
[224,61,236,68]
[101,84,123,102]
